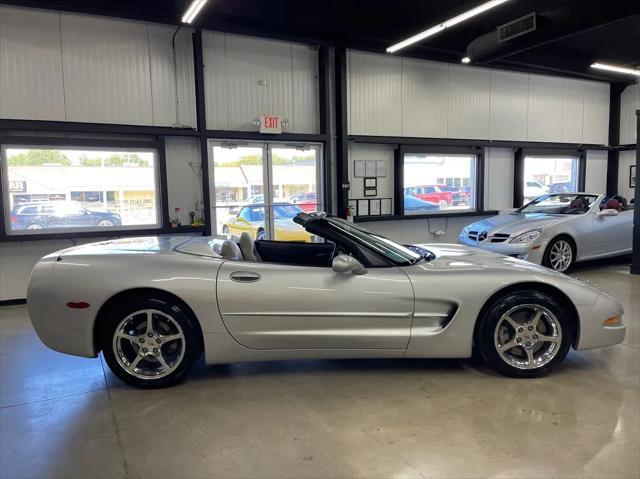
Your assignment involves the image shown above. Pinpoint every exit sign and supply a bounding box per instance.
[260,115,281,134]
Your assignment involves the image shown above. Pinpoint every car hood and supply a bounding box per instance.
[415,243,552,273]
[463,212,575,236]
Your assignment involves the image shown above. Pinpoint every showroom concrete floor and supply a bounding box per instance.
[1,260,638,479]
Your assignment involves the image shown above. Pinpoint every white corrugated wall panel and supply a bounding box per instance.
[620,84,639,145]
[617,150,635,200]
[582,81,609,145]
[202,31,228,130]
[165,136,202,214]
[218,34,293,131]
[447,65,490,139]
[148,25,196,127]
[485,147,515,210]
[60,13,153,125]
[291,44,319,134]
[527,74,563,142]
[585,150,607,194]
[489,70,528,141]
[561,79,584,143]
[401,58,449,138]
[0,6,66,120]
[348,50,402,136]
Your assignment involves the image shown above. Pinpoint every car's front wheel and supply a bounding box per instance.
[476,291,573,378]
[543,236,575,272]
[100,296,202,388]
[97,219,114,227]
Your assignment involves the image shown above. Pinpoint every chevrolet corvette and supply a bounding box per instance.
[27,213,625,388]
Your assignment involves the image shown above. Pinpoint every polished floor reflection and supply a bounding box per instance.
[1,260,638,479]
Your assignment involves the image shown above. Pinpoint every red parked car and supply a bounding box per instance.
[404,185,452,209]
[289,192,318,213]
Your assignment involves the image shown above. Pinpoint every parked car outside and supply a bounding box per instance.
[524,181,548,201]
[289,192,317,213]
[10,201,122,230]
[404,195,440,214]
[435,184,468,206]
[404,185,453,209]
[549,182,573,194]
[222,203,310,241]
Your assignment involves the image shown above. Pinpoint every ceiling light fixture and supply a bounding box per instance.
[590,62,640,77]
[386,0,512,53]
[461,57,471,64]
[181,0,208,24]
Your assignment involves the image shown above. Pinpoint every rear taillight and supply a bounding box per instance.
[10,215,17,224]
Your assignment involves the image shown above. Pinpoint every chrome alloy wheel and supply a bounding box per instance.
[549,239,572,272]
[112,309,185,380]
[493,304,562,370]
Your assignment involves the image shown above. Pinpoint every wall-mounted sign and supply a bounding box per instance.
[260,115,281,134]
[9,180,26,193]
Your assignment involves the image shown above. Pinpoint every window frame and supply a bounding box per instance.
[513,148,586,208]
[0,136,168,241]
[394,145,485,219]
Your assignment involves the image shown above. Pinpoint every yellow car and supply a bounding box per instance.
[222,204,312,242]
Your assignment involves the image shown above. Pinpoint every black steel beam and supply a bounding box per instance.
[335,45,349,218]
[607,84,625,196]
[193,29,212,236]
[513,148,524,208]
[348,135,609,151]
[318,45,333,215]
[632,110,640,275]
[0,119,198,137]
[204,130,328,143]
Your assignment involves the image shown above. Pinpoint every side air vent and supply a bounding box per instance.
[498,13,536,43]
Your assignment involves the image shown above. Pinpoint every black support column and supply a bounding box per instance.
[318,45,333,215]
[334,45,349,218]
[607,83,625,196]
[193,29,212,236]
[631,110,640,275]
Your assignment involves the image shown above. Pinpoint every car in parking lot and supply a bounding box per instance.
[27,212,625,388]
[459,193,633,272]
[404,185,453,209]
[222,203,310,241]
[10,201,122,230]
[289,192,317,212]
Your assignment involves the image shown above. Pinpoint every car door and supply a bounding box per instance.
[590,209,634,256]
[216,261,414,350]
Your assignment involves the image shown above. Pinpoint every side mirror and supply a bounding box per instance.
[598,209,618,217]
[332,254,368,275]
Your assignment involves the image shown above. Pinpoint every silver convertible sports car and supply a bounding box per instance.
[28,213,625,388]
[459,193,634,272]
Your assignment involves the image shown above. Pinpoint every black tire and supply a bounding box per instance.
[100,296,202,389]
[542,235,576,273]
[256,228,266,240]
[222,225,230,235]
[476,291,574,378]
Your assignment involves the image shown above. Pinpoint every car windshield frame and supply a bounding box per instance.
[516,194,599,215]
[299,214,424,266]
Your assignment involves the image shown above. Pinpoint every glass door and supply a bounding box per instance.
[210,140,322,242]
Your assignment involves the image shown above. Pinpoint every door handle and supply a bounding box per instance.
[230,271,261,283]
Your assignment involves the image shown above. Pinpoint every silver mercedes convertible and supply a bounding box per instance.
[459,193,634,272]
[27,213,625,388]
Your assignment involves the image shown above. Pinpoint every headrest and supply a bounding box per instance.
[239,232,259,262]
[220,240,242,260]
[605,199,620,210]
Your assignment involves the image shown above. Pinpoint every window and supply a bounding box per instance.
[403,153,477,215]
[522,155,579,205]
[2,145,161,235]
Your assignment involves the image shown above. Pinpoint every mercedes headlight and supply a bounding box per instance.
[510,229,542,244]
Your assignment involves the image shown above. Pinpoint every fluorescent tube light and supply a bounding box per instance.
[461,57,471,64]
[182,0,208,24]
[590,62,640,77]
[386,0,511,53]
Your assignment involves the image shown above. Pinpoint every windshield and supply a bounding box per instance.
[324,218,423,266]
[274,205,303,219]
[518,194,598,215]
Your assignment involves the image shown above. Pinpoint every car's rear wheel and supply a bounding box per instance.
[256,228,266,240]
[543,236,575,272]
[476,291,573,378]
[100,296,201,388]
[97,219,114,227]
